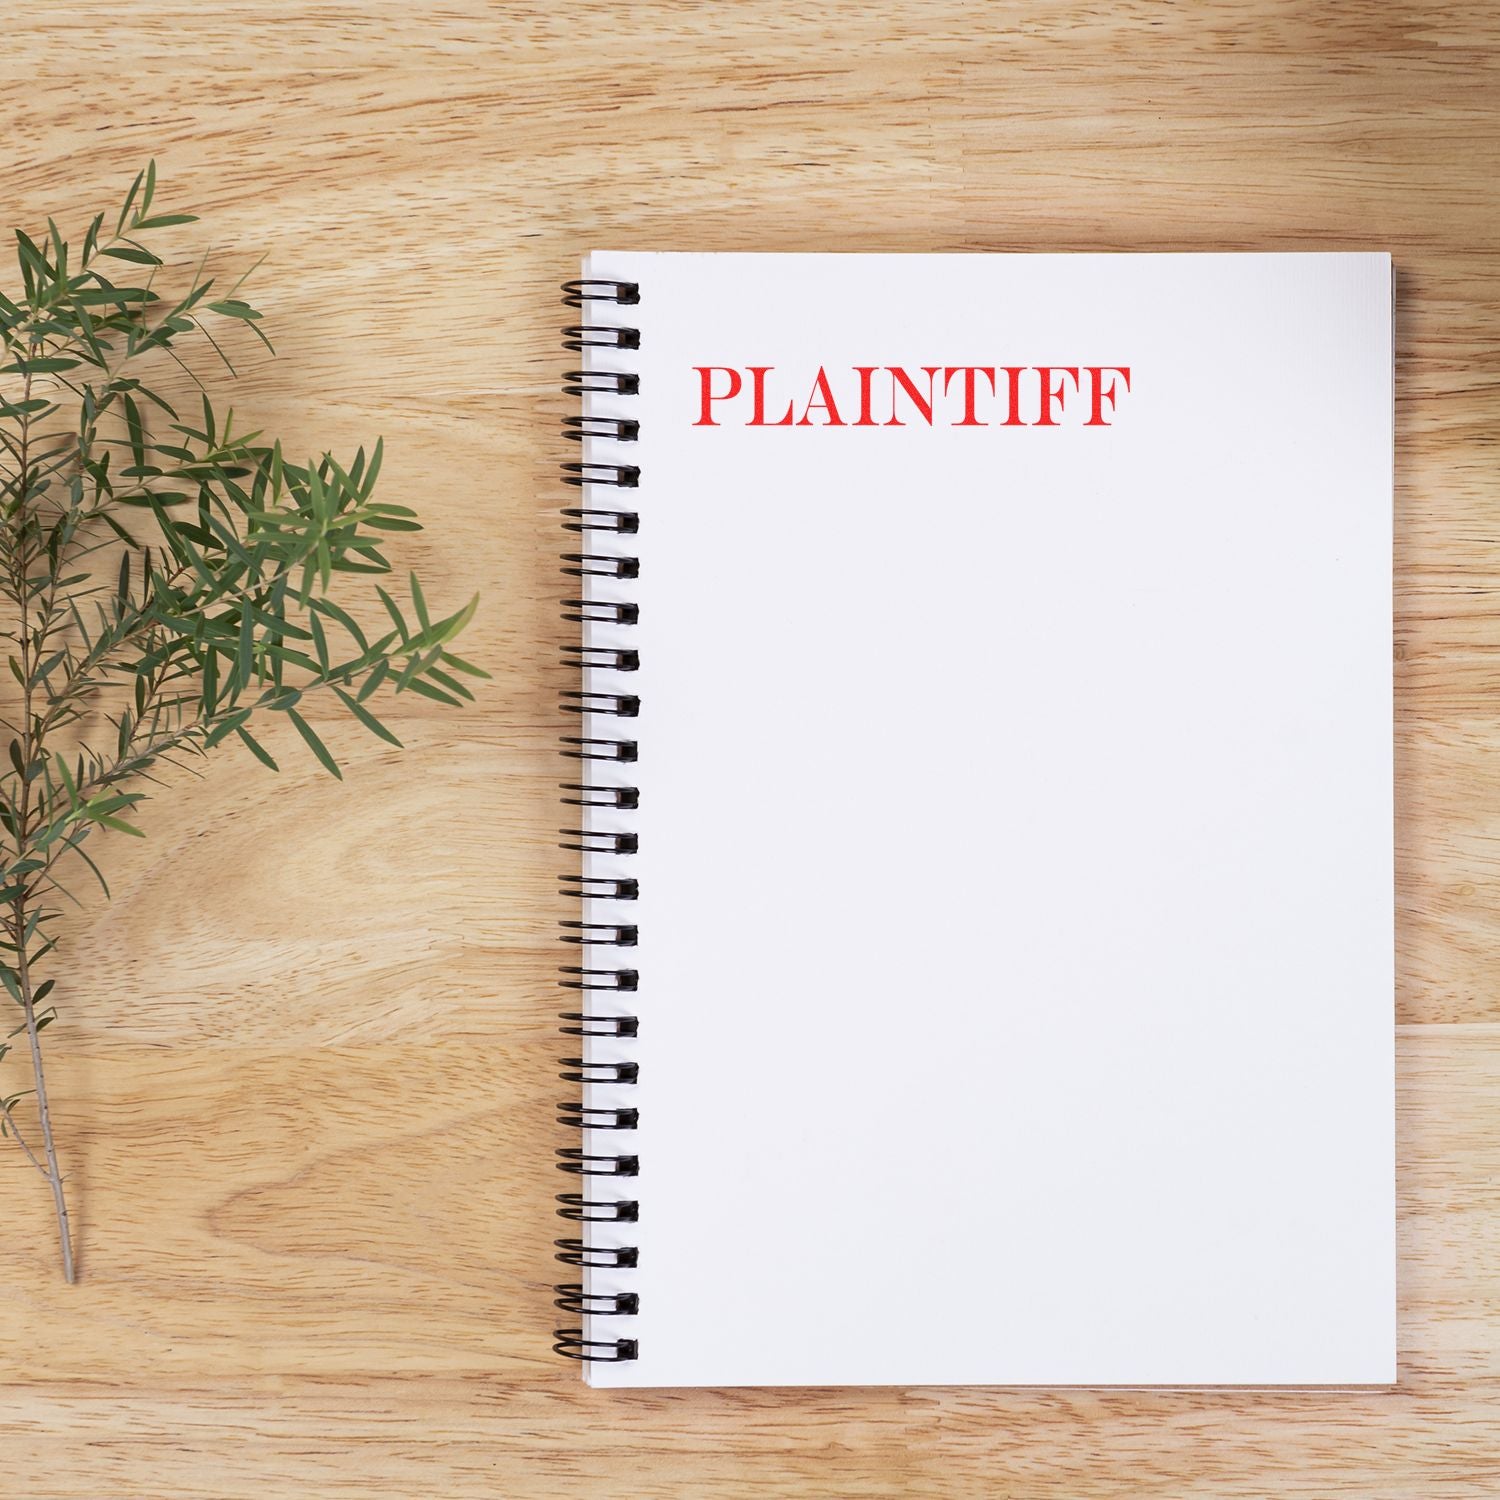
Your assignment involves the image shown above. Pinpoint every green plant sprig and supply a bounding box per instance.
[0,163,483,1280]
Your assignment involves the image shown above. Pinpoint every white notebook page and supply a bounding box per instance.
[575,252,1394,1387]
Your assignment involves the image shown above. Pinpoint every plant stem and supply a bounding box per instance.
[0,1094,50,1178]
[6,346,75,1282]
[13,903,74,1283]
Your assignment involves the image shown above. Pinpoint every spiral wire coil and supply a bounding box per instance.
[553,278,642,1364]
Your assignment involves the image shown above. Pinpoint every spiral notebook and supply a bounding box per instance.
[553,252,1395,1388]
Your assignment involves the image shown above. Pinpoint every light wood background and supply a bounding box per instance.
[2,2,1497,1495]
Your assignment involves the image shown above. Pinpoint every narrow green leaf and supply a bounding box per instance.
[5,356,81,374]
[335,688,402,747]
[71,839,112,899]
[99,245,162,266]
[400,676,463,707]
[123,393,145,471]
[237,601,254,688]
[235,726,279,772]
[202,709,250,749]
[309,611,330,672]
[310,597,368,653]
[361,437,383,497]
[100,512,140,547]
[374,586,408,642]
[55,754,79,810]
[207,299,262,321]
[356,657,390,703]
[285,708,341,779]
[91,811,146,838]
[439,649,491,681]
[425,666,474,702]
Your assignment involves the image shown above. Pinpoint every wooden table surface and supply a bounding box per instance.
[3,3,1498,1495]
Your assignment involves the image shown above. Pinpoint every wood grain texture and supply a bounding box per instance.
[2,1,1498,1494]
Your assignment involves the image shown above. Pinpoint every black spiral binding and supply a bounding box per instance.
[553,276,642,1366]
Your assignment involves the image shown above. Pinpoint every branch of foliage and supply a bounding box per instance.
[0,162,484,1280]
[1,165,485,904]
